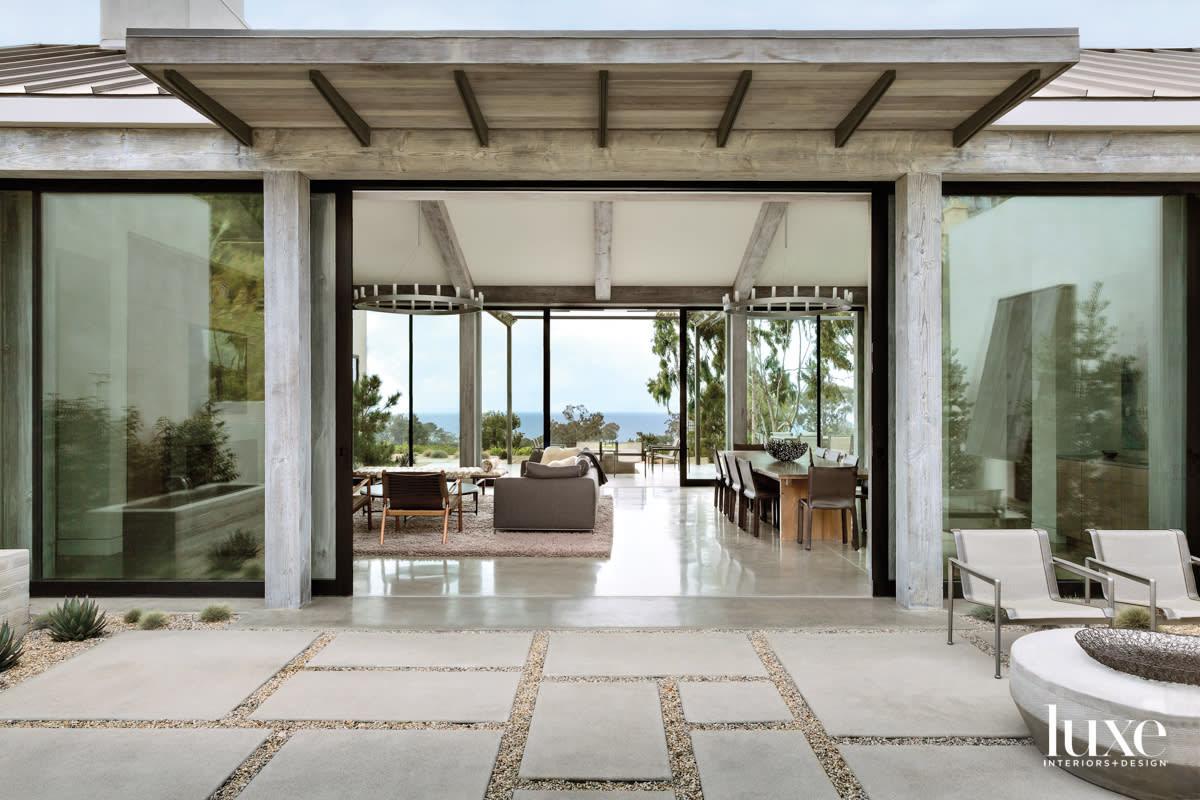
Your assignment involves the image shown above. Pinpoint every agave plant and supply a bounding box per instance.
[0,621,22,672]
[45,596,108,642]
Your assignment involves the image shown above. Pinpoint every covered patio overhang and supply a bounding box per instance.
[124,28,1079,150]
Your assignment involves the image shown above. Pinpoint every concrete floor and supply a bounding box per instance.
[354,485,872,599]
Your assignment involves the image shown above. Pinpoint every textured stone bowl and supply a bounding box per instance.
[765,439,808,462]
[1010,628,1200,800]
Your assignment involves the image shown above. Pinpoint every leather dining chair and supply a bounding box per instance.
[735,456,780,538]
[712,449,728,512]
[799,466,860,551]
[720,450,744,526]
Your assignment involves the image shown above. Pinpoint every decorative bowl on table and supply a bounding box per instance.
[765,438,809,462]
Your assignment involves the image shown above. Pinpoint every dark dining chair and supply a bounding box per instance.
[712,449,727,512]
[735,456,780,538]
[719,450,744,526]
[799,466,860,551]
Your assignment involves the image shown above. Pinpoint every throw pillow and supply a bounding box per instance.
[528,448,544,464]
[541,446,582,463]
[546,456,578,467]
[525,461,586,479]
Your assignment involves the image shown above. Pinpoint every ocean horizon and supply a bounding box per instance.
[413,410,675,441]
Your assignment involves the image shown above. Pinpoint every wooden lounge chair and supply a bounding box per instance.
[352,474,373,528]
[378,470,463,545]
[1086,529,1200,632]
[947,528,1114,678]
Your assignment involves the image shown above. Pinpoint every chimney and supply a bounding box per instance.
[100,0,248,49]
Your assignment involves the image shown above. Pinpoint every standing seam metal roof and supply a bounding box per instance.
[0,43,1196,100]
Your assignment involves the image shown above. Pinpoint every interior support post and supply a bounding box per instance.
[0,191,34,552]
[460,312,482,467]
[264,170,313,609]
[893,172,943,610]
[726,312,747,446]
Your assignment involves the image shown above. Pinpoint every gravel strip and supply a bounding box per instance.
[484,630,548,799]
[750,631,866,800]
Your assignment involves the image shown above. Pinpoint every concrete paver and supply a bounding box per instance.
[252,670,520,721]
[0,630,315,720]
[513,793,675,799]
[768,632,1027,736]
[0,728,266,800]
[678,681,792,723]
[520,682,671,780]
[238,729,502,800]
[691,731,839,800]
[840,744,1126,799]
[309,631,533,667]
[544,632,766,676]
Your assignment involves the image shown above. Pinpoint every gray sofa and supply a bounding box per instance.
[493,457,599,531]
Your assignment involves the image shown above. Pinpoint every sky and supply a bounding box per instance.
[3,0,1199,48]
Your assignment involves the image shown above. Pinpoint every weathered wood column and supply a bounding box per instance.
[893,172,943,610]
[264,171,312,609]
[725,313,747,446]
[460,311,482,466]
[1,192,33,552]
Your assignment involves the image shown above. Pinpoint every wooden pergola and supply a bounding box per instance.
[125,29,1079,150]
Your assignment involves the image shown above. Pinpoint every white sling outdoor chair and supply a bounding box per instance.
[1086,529,1200,632]
[947,528,1114,678]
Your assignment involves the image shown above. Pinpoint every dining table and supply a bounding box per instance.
[741,451,868,543]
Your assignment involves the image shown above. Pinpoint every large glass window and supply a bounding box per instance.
[41,193,265,580]
[684,311,726,480]
[942,195,1187,563]
[482,311,544,466]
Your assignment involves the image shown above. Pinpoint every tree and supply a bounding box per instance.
[352,374,399,467]
[943,344,980,490]
[482,410,522,452]
[648,312,725,463]
[1067,283,1126,456]
[551,404,619,445]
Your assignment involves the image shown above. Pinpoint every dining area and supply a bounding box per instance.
[713,446,868,551]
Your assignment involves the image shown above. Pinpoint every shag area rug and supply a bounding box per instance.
[353,494,614,559]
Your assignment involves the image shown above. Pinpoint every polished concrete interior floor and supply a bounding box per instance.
[354,485,871,598]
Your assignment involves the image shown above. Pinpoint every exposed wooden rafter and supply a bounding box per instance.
[309,69,371,147]
[731,202,788,296]
[358,283,867,308]
[598,69,609,148]
[594,201,613,301]
[953,69,1041,147]
[419,200,474,290]
[454,69,489,147]
[716,70,752,148]
[834,70,896,148]
[161,68,252,146]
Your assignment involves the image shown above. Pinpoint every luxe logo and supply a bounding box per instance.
[1047,704,1167,759]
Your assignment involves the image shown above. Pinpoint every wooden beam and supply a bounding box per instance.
[308,69,371,147]
[732,202,788,296]
[598,69,609,148]
[594,200,612,301]
[419,200,474,290]
[716,70,752,148]
[834,70,896,148]
[161,68,253,146]
[359,283,867,308]
[453,69,489,147]
[953,69,1040,147]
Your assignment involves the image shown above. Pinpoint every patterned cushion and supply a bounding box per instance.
[1075,628,1200,686]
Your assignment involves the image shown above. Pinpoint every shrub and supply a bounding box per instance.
[123,608,144,624]
[138,611,169,630]
[240,562,265,580]
[31,611,52,631]
[0,621,22,672]
[200,604,233,623]
[429,450,449,459]
[45,596,107,642]
[207,529,261,573]
[1115,606,1153,630]
[967,604,996,622]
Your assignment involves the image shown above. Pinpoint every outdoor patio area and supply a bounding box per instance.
[0,617,1124,800]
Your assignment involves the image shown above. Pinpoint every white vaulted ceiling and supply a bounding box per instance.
[352,191,871,298]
